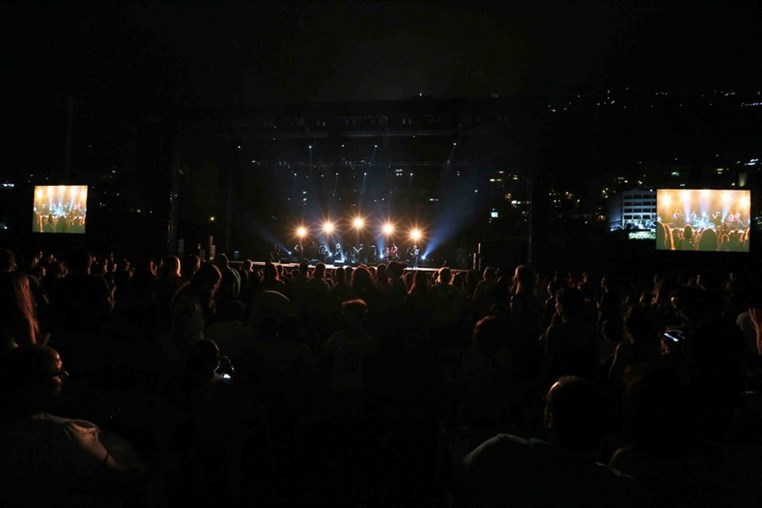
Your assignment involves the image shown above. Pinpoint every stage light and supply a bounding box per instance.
[421,255,427,261]
[382,222,395,236]
[352,217,365,230]
[322,221,335,234]
[209,216,216,222]
[296,226,307,239]
[410,228,422,242]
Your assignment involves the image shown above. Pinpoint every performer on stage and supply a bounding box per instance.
[410,244,421,268]
[335,243,344,262]
[389,243,399,261]
[318,242,330,262]
[294,242,304,260]
[352,243,365,264]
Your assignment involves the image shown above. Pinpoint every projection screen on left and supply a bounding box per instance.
[32,185,88,234]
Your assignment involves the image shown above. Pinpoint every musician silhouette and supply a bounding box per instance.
[411,244,421,268]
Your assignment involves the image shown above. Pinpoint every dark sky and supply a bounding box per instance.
[4,0,762,111]
[3,0,762,176]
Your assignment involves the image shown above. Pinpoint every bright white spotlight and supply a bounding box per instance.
[296,226,307,239]
[382,222,395,236]
[352,217,365,230]
[322,221,335,234]
[410,228,422,242]
[421,255,427,261]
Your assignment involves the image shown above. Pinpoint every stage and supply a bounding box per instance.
[248,260,448,274]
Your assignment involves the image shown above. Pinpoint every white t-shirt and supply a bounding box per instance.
[0,413,111,505]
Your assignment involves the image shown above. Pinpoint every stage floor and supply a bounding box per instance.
[247,261,452,274]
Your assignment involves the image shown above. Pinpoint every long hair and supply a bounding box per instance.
[408,270,431,296]
[0,272,39,344]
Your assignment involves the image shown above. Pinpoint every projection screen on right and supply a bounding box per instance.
[656,188,750,252]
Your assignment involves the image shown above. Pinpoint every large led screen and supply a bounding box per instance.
[32,185,88,234]
[656,188,750,252]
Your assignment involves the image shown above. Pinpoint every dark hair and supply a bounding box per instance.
[545,376,605,451]
[0,248,16,272]
[555,287,583,316]
[514,264,536,288]
[0,344,58,392]
[472,315,507,356]
[61,247,92,273]
[341,299,368,325]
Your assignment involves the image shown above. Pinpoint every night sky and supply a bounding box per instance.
[3,0,762,173]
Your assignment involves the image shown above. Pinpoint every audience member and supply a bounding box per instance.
[0,345,144,506]
[463,376,641,507]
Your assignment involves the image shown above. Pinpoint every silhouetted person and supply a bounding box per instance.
[0,345,144,506]
[463,376,640,507]
[213,253,241,304]
[170,263,222,356]
[47,247,113,332]
[541,287,598,392]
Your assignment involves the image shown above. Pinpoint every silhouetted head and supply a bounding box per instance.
[0,248,16,272]
[191,263,221,296]
[387,261,403,279]
[472,315,507,356]
[1,345,68,414]
[544,376,605,452]
[554,287,584,319]
[213,254,230,270]
[513,264,536,290]
[182,255,201,278]
[61,247,92,274]
[341,299,368,330]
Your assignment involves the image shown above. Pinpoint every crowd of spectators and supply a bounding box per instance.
[1,245,762,506]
